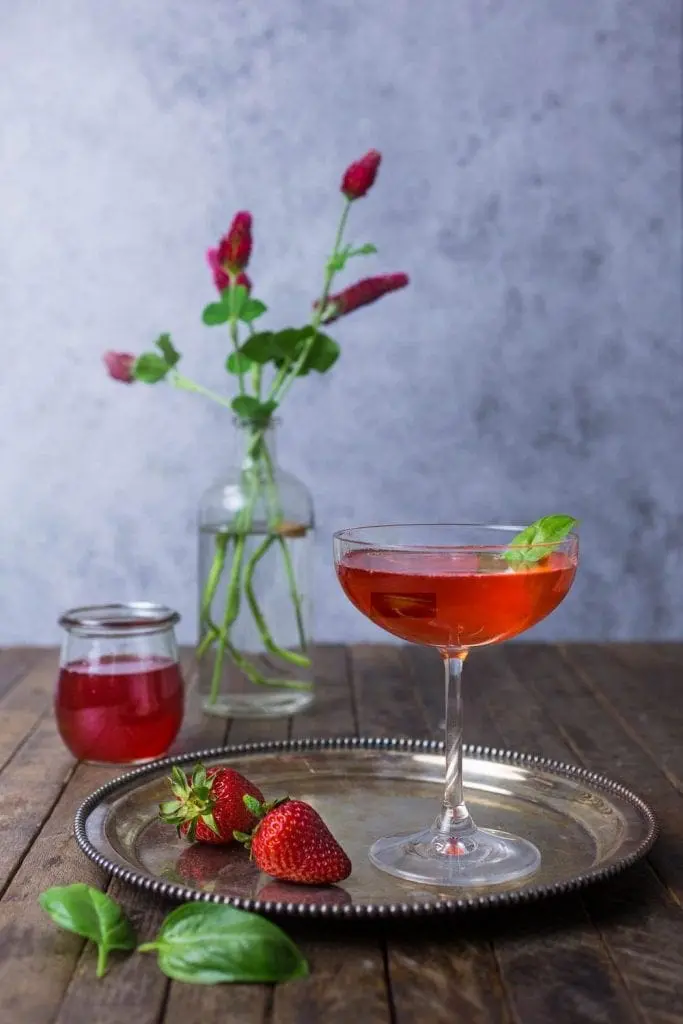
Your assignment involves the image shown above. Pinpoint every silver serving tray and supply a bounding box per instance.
[74,738,658,918]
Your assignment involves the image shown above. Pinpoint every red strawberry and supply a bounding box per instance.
[159,763,264,845]
[239,797,352,885]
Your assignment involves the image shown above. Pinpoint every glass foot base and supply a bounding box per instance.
[369,824,541,888]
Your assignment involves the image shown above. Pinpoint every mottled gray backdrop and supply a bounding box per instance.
[1,0,681,644]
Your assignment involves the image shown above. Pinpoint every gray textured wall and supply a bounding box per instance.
[1,0,681,645]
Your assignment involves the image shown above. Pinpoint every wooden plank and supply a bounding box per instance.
[273,644,390,1024]
[165,983,270,1024]
[0,763,115,1024]
[290,644,355,738]
[0,646,51,700]
[0,716,76,896]
[500,644,683,1023]
[555,644,683,903]
[0,650,59,773]
[52,880,169,1024]
[400,644,644,1024]
[595,643,683,793]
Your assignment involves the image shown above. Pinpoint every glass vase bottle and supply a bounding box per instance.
[197,419,314,718]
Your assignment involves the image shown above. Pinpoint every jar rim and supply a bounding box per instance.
[58,602,180,634]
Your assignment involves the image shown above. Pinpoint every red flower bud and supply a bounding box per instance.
[341,149,381,200]
[103,351,135,384]
[206,248,251,293]
[319,273,409,323]
[217,211,253,272]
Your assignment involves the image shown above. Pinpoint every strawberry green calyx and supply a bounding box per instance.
[233,795,288,847]
[159,764,220,841]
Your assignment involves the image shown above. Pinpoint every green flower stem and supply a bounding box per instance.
[197,531,230,659]
[228,273,246,396]
[208,534,244,704]
[271,197,352,405]
[276,535,308,653]
[244,534,310,668]
[260,441,309,654]
[170,374,233,410]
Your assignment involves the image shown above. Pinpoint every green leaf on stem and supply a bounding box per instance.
[241,332,277,364]
[133,352,171,384]
[202,303,230,326]
[503,514,579,566]
[138,903,308,985]
[155,333,180,368]
[231,395,278,426]
[326,242,378,273]
[226,351,253,375]
[39,884,136,978]
[239,298,267,323]
[298,331,340,374]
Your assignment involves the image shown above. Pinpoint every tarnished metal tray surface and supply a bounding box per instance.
[74,737,657,918]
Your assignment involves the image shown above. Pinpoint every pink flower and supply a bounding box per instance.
[318,273,409,323]
[206,249,251,293]
[341,150,382,200]
[217,211,253,272]
[103,351,135,383]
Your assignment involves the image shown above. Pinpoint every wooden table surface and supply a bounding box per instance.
[1,643,683,1024]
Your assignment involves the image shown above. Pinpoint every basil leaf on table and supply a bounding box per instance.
[38,883,136,977]
[138,903,308,984]
[504,514,578,566]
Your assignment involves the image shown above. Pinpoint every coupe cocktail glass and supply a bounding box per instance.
[333,524,579,887]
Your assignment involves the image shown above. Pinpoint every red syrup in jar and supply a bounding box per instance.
[55,654,184,763]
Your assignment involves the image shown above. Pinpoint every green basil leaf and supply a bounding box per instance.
[138,903,308,985]
[241,332,277,364]
[504,515,579,565]
[133,353,171,384]
[39,884,136,978]
[155,333,180,368]
[239,298,267,324]
[202,302,230,326]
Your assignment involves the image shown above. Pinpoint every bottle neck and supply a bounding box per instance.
[237,420,278,474]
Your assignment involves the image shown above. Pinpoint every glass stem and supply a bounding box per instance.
[436,652,473,835]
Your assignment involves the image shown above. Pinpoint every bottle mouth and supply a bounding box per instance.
[58,602,180,636]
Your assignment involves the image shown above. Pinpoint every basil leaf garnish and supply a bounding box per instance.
[39,883,136,977]
[138,903,308,984]
[504,514,578,565]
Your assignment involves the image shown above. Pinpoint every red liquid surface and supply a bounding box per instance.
[337,549,577,648]
[55,655,184,762]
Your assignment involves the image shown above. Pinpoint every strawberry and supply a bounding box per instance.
[237,796,352,885]
[159,763,264,845]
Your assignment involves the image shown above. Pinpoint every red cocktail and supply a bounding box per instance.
[337,549,576,648]
[56,655,183,763]
[333,522,579,888]
[56,603,184,764]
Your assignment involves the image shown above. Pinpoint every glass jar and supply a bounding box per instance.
[197,420,314,718]
[56,603,184,764]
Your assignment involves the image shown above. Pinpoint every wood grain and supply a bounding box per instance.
[0,650,59,774]
[500,643,683,1023]
[1,644,683,1023]
[273,644,391,1024]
